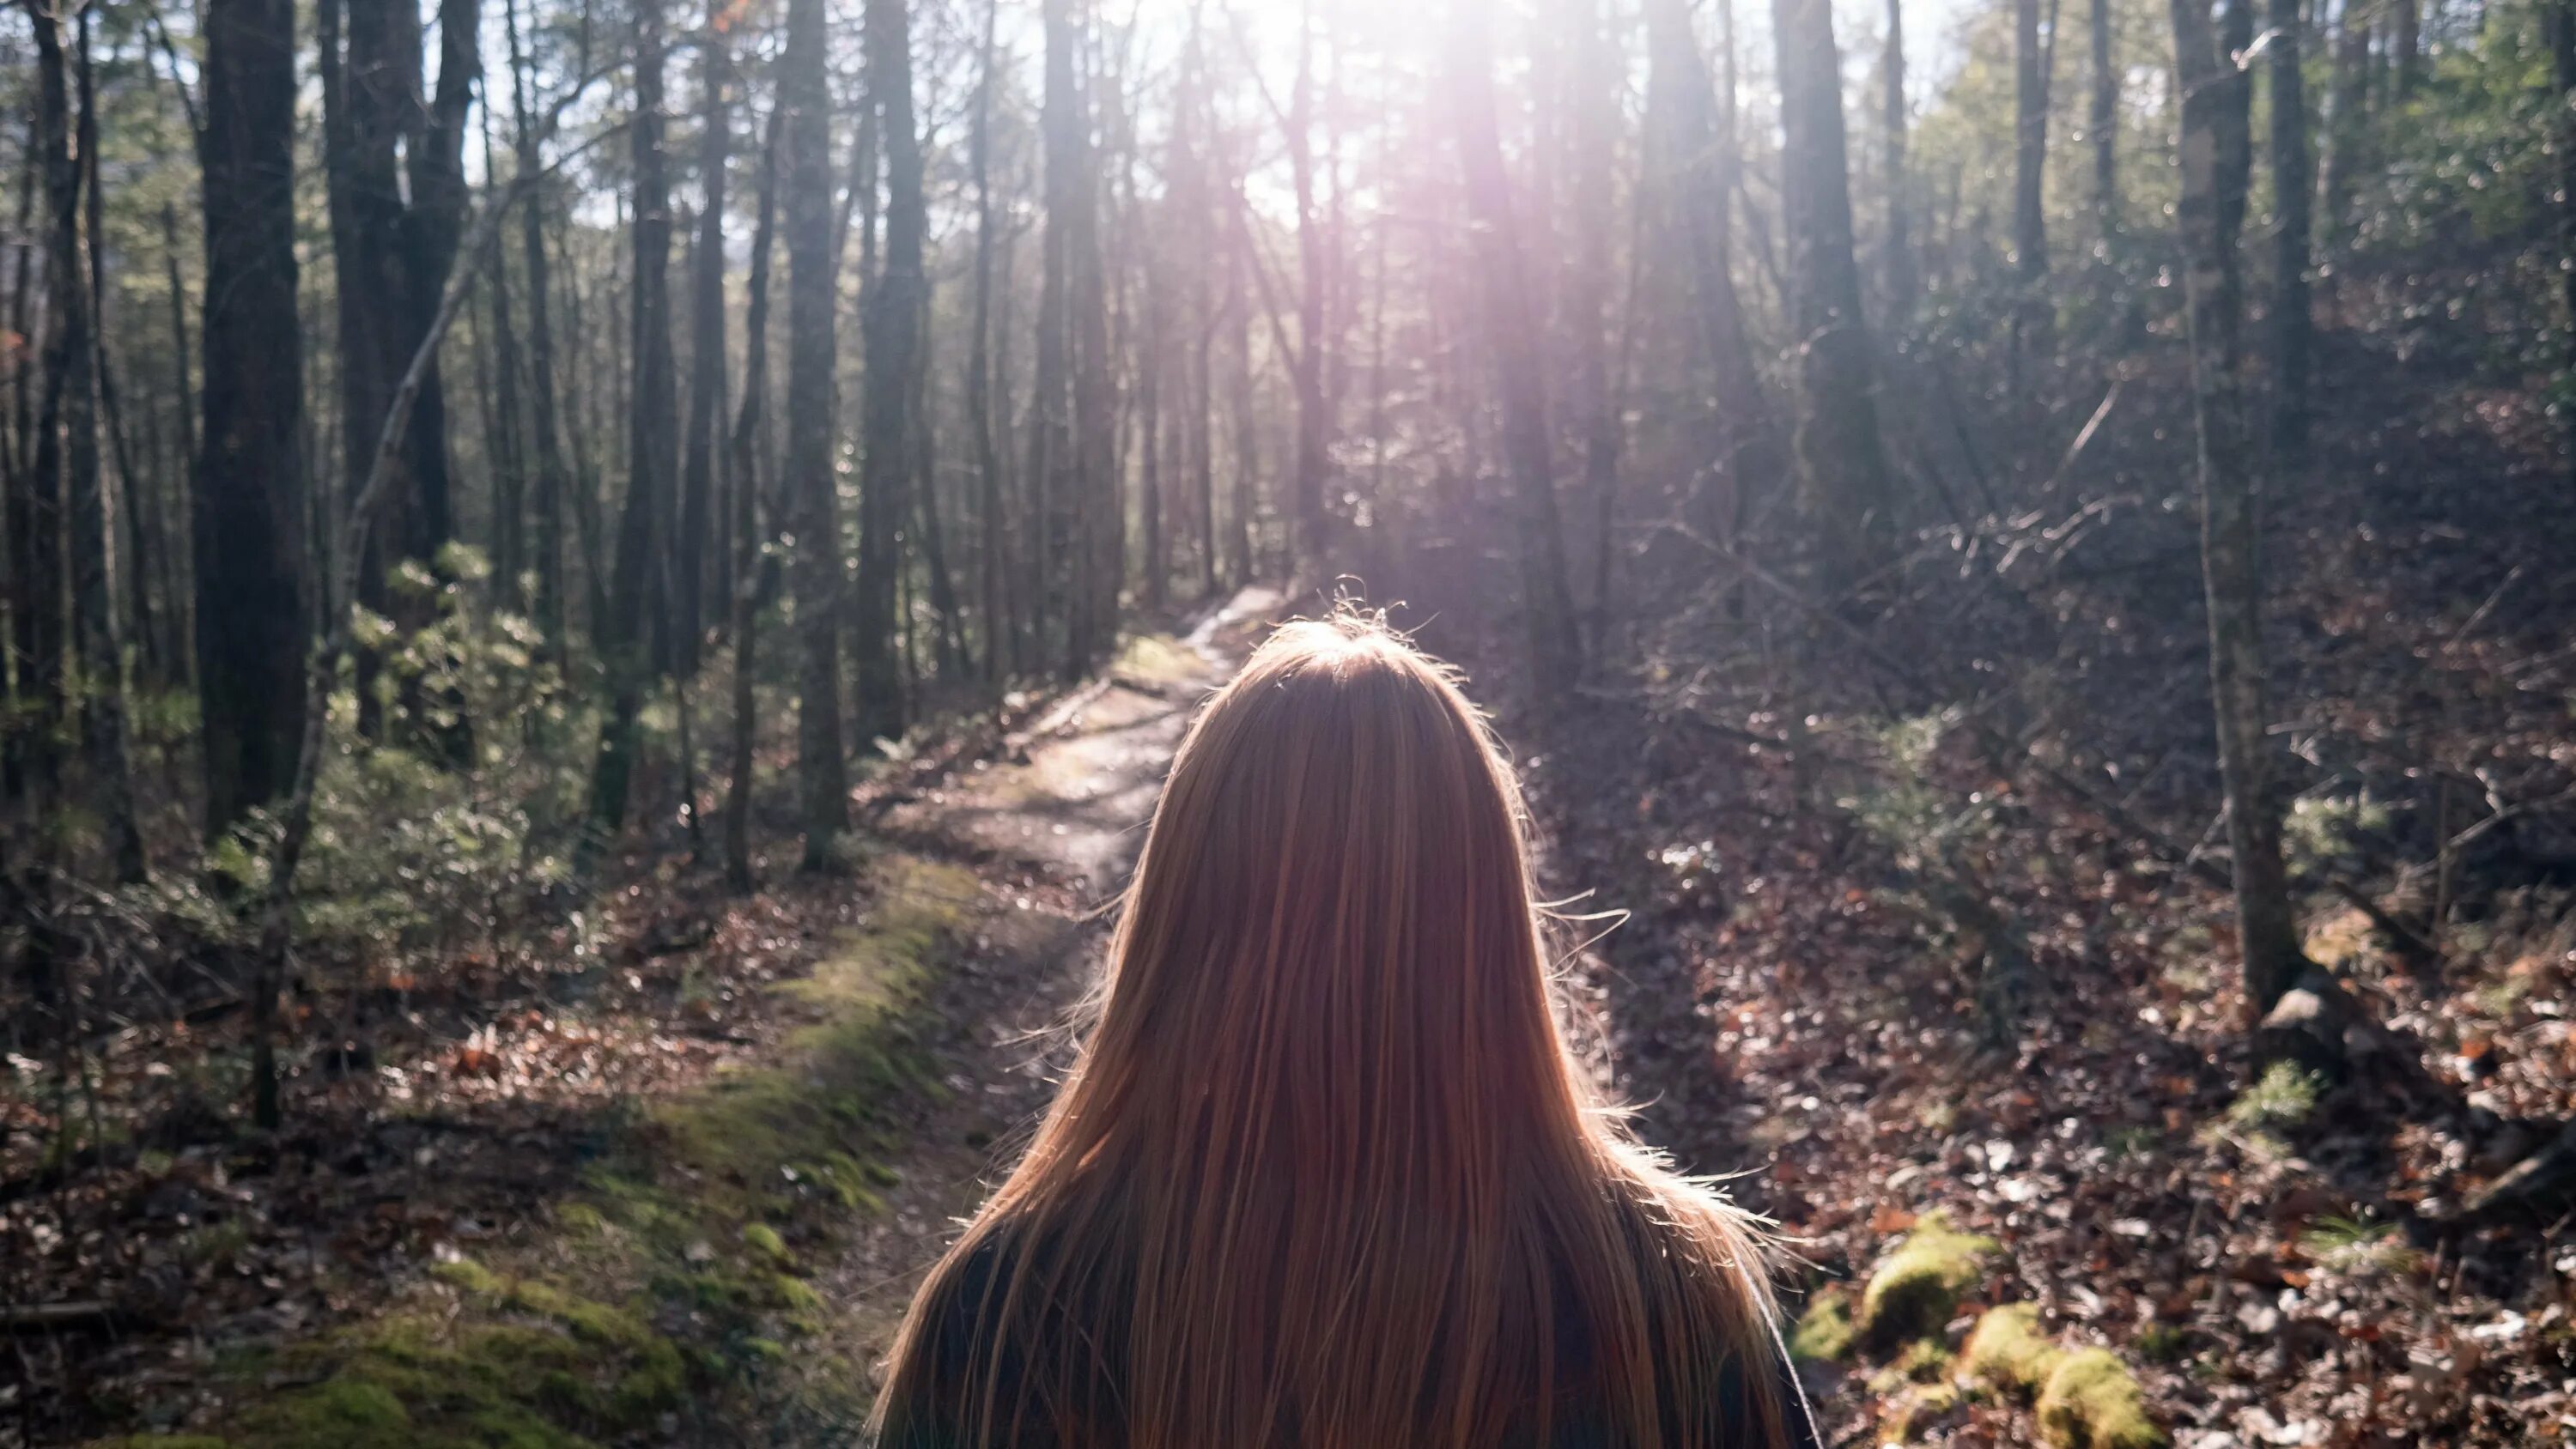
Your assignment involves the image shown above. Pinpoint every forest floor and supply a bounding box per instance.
[2,591,1273,1448]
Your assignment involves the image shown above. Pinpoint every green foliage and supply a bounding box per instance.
[1859,1214,1999,1346]
[173,562,592,974]
[2036,1347,2166,1449]
[2300,1215,2424,1279]
[2224,1062,2322,1133]
[1789,1284,1856,1361]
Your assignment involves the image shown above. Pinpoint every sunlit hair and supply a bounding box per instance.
[872,611,1795,1449]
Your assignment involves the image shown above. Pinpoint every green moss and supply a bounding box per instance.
[769,1274,823,1313]
[231,1379,411,1447]
[194,852,975,1448]
[431,1258,504,1298]
[1877,1381,1960,1444]
[1788,1285,1856,1361]
[1859,1214,1997,1347]
[1963,1303,2065,1394]
[742,1223,789,1264]
[653,856,971,1223]
[2036,1348,2165,1449]
[82,1439,236,1448]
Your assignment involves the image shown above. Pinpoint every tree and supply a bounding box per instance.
[1565,0,1622,640]
[855,0,927,745]
[725,104,784,894]
[2555,0,2576,487]
[1644,0,1775,543]
[505,0,571,659]
[2169,0,2308,1018]
[192,0,308,842]
[2318,0,2370,256]
[27,0,143,881]
[2267,0,2313,458]
[783,0,848,869]
[1885,0,1916,318]
[969,0,1012,679]
[1772,0,1897,585]
[586,0,680,844]
[320,0,478,746]
[2089,0,2117,247]
[678,1,733,677]
[1450,0,1583,693]
[2012,0,2052,375]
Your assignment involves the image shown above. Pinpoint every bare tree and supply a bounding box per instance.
[191,0,307,843]
[2170,0,2309,1018]
[2268,0,2314,459]
[784,0,848,869]
[1772,0,1897,585]
[1450,0,1583,693]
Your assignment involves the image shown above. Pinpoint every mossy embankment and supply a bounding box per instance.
[102,854,981,1449]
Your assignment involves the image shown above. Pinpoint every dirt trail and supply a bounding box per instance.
[799,588,1277,1422]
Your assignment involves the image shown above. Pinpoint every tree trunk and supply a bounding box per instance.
[1286,0,1332,572]
[161,203,202,693]
[1226,221,1257,588]
[32,3,143,880]
[724,104,783,894]
[1885,0,1916,318]
[1450,0,1583,694]
[476,110,530,613]
[969,0,1012,681]
[586,0,680,845]
[678,10,731,677]
[2171,0,2310,1020]
[2392,0,2421,95]
[2090,0,2117,243]
[785,0,848,869]
[1645,0,1777,545]
[9,57,65,803]
[2318,0,2369,256]
[2268,0,2314,459]
[855,0,926,744]
[191,0,305,844]
[1070,11,1120,675]
[2013,0,2051,376]
[2555,0,2576,488]
[505,0,570,661]
[1569,0,1621,646]
[1772,0,1898,589]
[1139,254,1169,612]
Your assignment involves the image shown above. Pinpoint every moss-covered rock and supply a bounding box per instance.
[1963,1302,2065,1394]
[2036,1348,2165,1449]
[1858,1214,1997,1346]
[1788,1284,1855,1361]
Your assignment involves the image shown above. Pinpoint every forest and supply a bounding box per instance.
[0,0,2572,1436]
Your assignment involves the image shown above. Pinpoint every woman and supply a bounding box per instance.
[873,614,1818,1449]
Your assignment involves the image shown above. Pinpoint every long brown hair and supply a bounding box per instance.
[873,614,1795,1448]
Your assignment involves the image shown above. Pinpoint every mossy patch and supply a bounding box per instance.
[1858,1214,1997,1346]
[1868,1337,1956,1395]
[1789,1284,1856,1361]
[2036,1348,2165,1449]
[186,851,978,1448]
[1875,1380,1961,1444]
[1963,1303,2065,1394]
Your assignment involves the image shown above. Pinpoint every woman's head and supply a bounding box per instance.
[876,613,1792,1449]
[1081,615,1575,1184]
